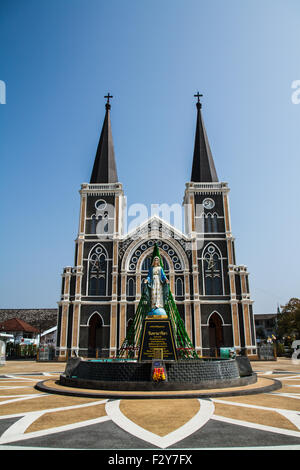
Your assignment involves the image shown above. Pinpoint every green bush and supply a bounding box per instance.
[276,342,285,357]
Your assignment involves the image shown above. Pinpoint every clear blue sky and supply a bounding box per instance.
[0,0,299,312]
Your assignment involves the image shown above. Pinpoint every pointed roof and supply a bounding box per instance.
[190,95,218,183]
[122,214,189,243]
[0,318,39,333]
[90,94,118,184]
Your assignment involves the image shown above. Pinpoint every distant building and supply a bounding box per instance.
[40,326,57,346]
[0,318,40,345]
[254,313,277,340]
[0,309,57,334]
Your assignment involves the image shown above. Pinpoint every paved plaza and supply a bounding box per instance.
[0,358,299,451]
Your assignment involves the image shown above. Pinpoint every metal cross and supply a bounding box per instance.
[104,93,113,104]
[194,92,203,103]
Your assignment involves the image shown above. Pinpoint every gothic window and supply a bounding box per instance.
[175,278,183,296]
[89,277,98,295]
[205,213,218,233]
[103,211,109,233]
[88,245,107,296]
[141,257,152,272]
[162,257,169,272]
[128,240,182,272]
[98,276,106,295]
[91,212,110,235]
[203,244,223,295]
[91,215,96,234]
[127,318,133,334]
[91,215,104,235]
[91,215,98,234]
[205,215,212,233]
[212,214,218,232]
[127,278,135,297]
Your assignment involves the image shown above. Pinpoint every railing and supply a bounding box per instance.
[81,183,123,192]
[184,182,229,194]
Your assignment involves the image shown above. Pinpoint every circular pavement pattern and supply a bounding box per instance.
[0,359,299,451]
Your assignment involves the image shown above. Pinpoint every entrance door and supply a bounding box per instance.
[209,312,223,356]
[88,313,103,357]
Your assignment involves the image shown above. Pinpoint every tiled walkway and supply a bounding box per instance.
[0,359,299,450]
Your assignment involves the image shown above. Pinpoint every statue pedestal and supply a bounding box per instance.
[138,319,177,362]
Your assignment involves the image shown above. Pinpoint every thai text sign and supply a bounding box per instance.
[139,320,177,361]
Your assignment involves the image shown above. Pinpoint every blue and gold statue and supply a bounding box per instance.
[143,256,170,318]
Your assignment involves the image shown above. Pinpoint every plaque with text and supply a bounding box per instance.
[139,319,177,361]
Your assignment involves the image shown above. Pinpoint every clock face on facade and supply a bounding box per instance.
[203,198,215,209]
[95,199,107,211]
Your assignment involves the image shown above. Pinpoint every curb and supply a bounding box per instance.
[35,376,282,400]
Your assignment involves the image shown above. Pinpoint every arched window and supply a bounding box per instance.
[205,213,218,233]
[141,257,152,272]
[205,214,212,233]
[88,245,107,296]
[175,278,183,296]
[127,278,135,297]
[91,212,110,235]
[212,214,218,232]
[126,318,133,335]
[203,244,223,295]
[103,211,109,233]
[91,215,104,235]
[162,257,169,272]
[91,215,97,234]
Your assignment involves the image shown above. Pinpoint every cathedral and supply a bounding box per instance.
[55,94,257,360]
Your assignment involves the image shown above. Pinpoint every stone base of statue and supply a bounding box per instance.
[138,317,177,362]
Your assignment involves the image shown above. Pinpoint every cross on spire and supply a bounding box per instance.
[194,92,203,108]
[104,93,113,109]
[104,92,113,103]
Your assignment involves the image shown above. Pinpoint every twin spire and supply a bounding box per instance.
[90,93,218,184]
[90,93,118,184]
[190,93,218,183]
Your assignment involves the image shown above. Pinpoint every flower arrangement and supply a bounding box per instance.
[152,367,166,382]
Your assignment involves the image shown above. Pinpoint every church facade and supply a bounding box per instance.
[55,95,257,360]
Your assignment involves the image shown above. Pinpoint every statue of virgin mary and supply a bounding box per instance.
[143,256,169,317]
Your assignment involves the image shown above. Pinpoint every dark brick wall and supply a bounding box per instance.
[72,358,240,383]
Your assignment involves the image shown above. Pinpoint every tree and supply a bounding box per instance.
[276,298,300,341]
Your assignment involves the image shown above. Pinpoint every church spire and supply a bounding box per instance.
[190,93,218,183]
[90,93,118,184]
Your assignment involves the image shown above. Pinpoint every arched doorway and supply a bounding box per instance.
[209,312,224,357]
[88,313,104,358]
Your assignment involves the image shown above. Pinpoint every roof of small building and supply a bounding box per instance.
[41,326,57,336]
[254,313,278,320]
[0,318,39,333]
